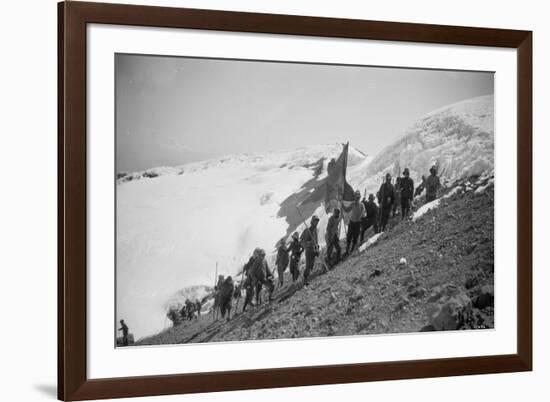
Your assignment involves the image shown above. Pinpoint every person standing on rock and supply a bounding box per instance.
[167,308,180,327]
[342,190,366,256]
[241,274,254,312]
[275,238,290,288]
[213,274,225,320]
[195,300,201,317]
[376,179,384,231]
[360,193,379,242]
[243,249,260,278]
[400,168,414,219]
[415,175,426,197]
[288,231,304,282]
[118,319,129,346]
[241,248,260,312]
[378,173,395,232]
[185,298,195,320]
[182,300,189,320]
[219,276,235,321]
[425,165,441,202]
[325,208,342,267]
[300,215,320,287]
[250,249,275,305]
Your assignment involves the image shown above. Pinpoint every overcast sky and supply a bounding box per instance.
[116,54,493,172]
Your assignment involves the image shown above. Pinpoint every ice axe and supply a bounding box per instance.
[337,195,348,239]
[212,262,218,322]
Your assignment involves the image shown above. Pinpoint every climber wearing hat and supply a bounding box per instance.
[378,173,395,231]
[342,190,366,256]
[325,208,342,267]
[400,168,415,219]
[425,165,441,202]
[300,215,320,286]
[361,193,379,242]
[288,231,304,282]
[275,237,291,288]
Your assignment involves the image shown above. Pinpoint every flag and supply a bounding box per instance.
[325,143,355,214]
[277,143,355,239]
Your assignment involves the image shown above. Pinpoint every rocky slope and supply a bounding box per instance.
[138,176,494,345]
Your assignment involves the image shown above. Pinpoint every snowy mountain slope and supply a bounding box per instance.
[354,95,494,196]
[117,144,369,339]
[117,95,494,340]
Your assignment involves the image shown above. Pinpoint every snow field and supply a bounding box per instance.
[117,145,362,339]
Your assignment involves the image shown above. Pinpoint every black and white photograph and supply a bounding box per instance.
[115,54,495,347]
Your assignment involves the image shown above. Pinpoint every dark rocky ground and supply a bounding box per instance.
[138,177,494,346]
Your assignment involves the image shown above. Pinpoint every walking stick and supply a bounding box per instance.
[212,262,218,322]
[295,206,329,272]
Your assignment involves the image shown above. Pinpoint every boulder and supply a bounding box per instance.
[302,305,314,317]
[394,296,409,312]
[464,275,479,289]
[329,291,337,304]
[348,293,363,304]
[426,284,472,330]
[369,269,382,279]
[408,287,426,299]
[427,283,459,302]
[401,274,415,286]
[473,285,494,309]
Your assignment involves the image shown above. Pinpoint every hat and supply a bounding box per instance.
[354,190,361,197]
[311,215,320,223]
[430,165,437,174]
[292,231,299,239]
[403,168,410,175]
[368,193,375,200]
[333,208,341,214]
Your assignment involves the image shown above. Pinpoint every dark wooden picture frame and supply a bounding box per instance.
[58,1,532,400]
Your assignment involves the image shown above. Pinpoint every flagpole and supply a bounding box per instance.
[340,142,349,240]
[213,262,218,322]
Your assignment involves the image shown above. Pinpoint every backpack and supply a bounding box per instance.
[250,259,267,284]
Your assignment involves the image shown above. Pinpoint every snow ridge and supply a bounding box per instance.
[362,95,494,195]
